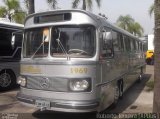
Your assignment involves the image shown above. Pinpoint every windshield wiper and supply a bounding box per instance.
[31,33,49,59]
[31,41,45,59]
[56,31,70,60]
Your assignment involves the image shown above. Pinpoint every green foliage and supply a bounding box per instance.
[0,0,26,24]
[0,6,7,17]
[12,11,26,24]
[4,0,20,10]
[72,0,101,10]
[116,15,144,37]
[149,4,154,17]
[146,80,154,91]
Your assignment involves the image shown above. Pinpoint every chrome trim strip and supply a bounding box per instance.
[17,96,34,102]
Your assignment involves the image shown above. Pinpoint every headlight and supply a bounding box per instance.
[69,78,91,92]
[17,76,26,87]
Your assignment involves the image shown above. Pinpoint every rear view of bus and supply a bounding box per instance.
[17,10,100,112]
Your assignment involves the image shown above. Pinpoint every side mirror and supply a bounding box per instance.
[11,35,15,49]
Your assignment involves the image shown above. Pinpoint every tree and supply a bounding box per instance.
[47,0,57,9]
[130,22,144,37]
[116,15,144,37]
[24,0,35,14]
[149,4,155,17]
[153,0,160,113]
[25,0,58,15]
[116,15,134,31]
[72,0,101,10]
[0,0,26,23]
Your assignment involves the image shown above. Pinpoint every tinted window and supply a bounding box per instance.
[112,31,124,52]
[101,27,113,58]
[124,36,131,51]
[24,27,49,58]
[51,25,96,58]
[0,28,22,57]
[112,31,119,52]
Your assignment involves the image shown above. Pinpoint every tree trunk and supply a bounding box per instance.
[82,0,86,10]
[153,0,160,113]
[28,0,35,14]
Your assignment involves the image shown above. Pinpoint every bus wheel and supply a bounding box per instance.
[118,79,123,99]
[137,74,142,83]
[0,70,16,90]
[111,83,120,108]
[137,68,143,83]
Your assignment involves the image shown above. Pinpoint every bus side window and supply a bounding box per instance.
[124,36,131,52]
[140,42,142,52]
[112,31,123,52]
[11,33,23,49]
[101,27,113,58]
[119,33,124,51]
[130,39,134,52]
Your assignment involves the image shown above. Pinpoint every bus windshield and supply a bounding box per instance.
[51,25,96,58]
[23,27,50,58]
[23,25,96,58]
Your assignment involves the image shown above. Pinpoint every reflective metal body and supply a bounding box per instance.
[17,10,146,112]
[0,21,23,89]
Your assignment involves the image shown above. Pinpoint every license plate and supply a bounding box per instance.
[35,100,50,109]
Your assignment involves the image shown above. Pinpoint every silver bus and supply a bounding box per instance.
[17,10,146,112]
[0,21,23,90]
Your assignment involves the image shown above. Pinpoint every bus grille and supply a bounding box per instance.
[26,76,69,92]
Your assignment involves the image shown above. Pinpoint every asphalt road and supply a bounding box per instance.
[0,65,154,119]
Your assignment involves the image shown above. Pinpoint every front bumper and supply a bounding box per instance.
[17,92,99,112]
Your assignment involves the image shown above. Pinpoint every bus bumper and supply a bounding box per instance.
[17,92,99,112]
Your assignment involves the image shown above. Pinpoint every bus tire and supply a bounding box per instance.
[137,67,143,83]
[0,70,16,91]
[111,82,120,108]
[118,79,123,99]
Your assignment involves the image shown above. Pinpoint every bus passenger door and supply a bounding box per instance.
[100,27,114,82]
[99,27,115,110]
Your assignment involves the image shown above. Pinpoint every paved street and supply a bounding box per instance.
[0,65,154,119]
[106,65,153,113]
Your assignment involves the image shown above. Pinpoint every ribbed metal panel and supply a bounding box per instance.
[27,76,69,92]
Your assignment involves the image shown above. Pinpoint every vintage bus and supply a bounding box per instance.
[0,20,23,90]
[17,10,146,112]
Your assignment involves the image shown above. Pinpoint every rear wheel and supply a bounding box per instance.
[111,80,123,108]
[111,83,120,108]
[0,70,16,91]
[118,79,123,99]
[137,67,143,83]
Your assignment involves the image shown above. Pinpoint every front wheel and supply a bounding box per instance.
[0,70,16,91]
[111,80,123,108]
[111,84,120,108]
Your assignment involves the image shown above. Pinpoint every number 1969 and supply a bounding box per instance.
[71,68,88,74]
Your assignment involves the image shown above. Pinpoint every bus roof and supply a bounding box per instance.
[0,21,24,29]
[25,9,141,42]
